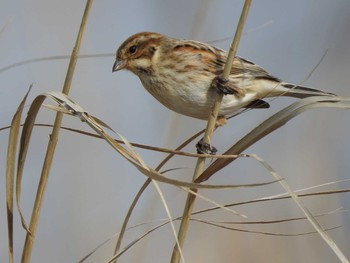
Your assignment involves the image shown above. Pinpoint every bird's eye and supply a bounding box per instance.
[128,45,138,54]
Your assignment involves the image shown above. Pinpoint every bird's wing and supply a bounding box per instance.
[231,56,281,82]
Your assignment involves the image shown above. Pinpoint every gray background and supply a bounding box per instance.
[1,0,350,262]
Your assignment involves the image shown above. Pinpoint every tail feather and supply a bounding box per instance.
[282,83,336,98]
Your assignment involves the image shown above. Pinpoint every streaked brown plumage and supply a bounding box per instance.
[113,32,334,121]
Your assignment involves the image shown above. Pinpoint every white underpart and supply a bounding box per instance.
[137,48,286,120]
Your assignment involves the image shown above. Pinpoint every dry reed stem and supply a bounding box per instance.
[170,1,252,262]
[20,1,93,262]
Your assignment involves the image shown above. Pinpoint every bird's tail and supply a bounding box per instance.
[281,83,336,98]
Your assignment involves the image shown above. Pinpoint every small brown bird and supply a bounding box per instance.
[113,32,334,153]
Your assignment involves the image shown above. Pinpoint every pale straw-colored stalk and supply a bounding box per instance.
[20,1,93,262]
[170,1,252,262]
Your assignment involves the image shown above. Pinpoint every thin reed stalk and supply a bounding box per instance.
[20,1,93,262]
[170,1,252,262]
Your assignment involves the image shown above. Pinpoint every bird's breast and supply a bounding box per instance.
[138,72,240,119]
[136,60,258,119]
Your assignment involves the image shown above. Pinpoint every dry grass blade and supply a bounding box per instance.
[204,209,346,226]
[113,179,151,259]
[2,122,229,159]
[80,219,170,262]
[105,221,169,263]
[0,53,113,74]
[181,188,246,218]
[16,95,48,233]
[81,220,170,262]
[193,219,341,237]
[193,189,350,217]
[192,180,350,215]
[198,95,350,182]
[6,86,32,263]
[153,182,186,263]
[251,154,349,262]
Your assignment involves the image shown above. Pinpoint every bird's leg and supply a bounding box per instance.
[211,76,242,96]
[196,139,217,155]
[196,77,236,155]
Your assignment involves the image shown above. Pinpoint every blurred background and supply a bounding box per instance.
[1,0,350,262]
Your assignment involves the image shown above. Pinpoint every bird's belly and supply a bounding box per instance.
[140,78,254,120]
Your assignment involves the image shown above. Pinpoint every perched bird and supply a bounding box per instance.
[113,32,334,120]
[112,32,334,153]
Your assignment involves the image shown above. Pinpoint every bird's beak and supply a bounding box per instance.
[112,59,126,72]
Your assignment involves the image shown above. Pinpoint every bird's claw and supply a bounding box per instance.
[196,139,217,155]
[212,76,236,95]
[212,76,244,96]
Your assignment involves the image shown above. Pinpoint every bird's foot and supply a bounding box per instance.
[212,76,232,95]
[196,139,217,155]
[211,76,237,95]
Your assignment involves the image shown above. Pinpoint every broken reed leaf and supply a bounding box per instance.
[198,95,350,182]
[6,85,32,262]
[16,94,48,233]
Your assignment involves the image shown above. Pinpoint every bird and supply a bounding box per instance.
[112,32,335,153]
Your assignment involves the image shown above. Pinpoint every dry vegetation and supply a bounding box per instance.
[3,1,350,262]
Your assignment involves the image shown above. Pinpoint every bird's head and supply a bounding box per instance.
[112,32,164,76]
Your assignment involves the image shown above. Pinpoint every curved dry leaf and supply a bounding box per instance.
[43,91,279,190]
[6,85,32,262]
[198,96,350,182]
[16,94,48,233]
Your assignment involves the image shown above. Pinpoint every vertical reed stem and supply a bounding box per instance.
[21,1,93,262]
[170,1,252,262]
